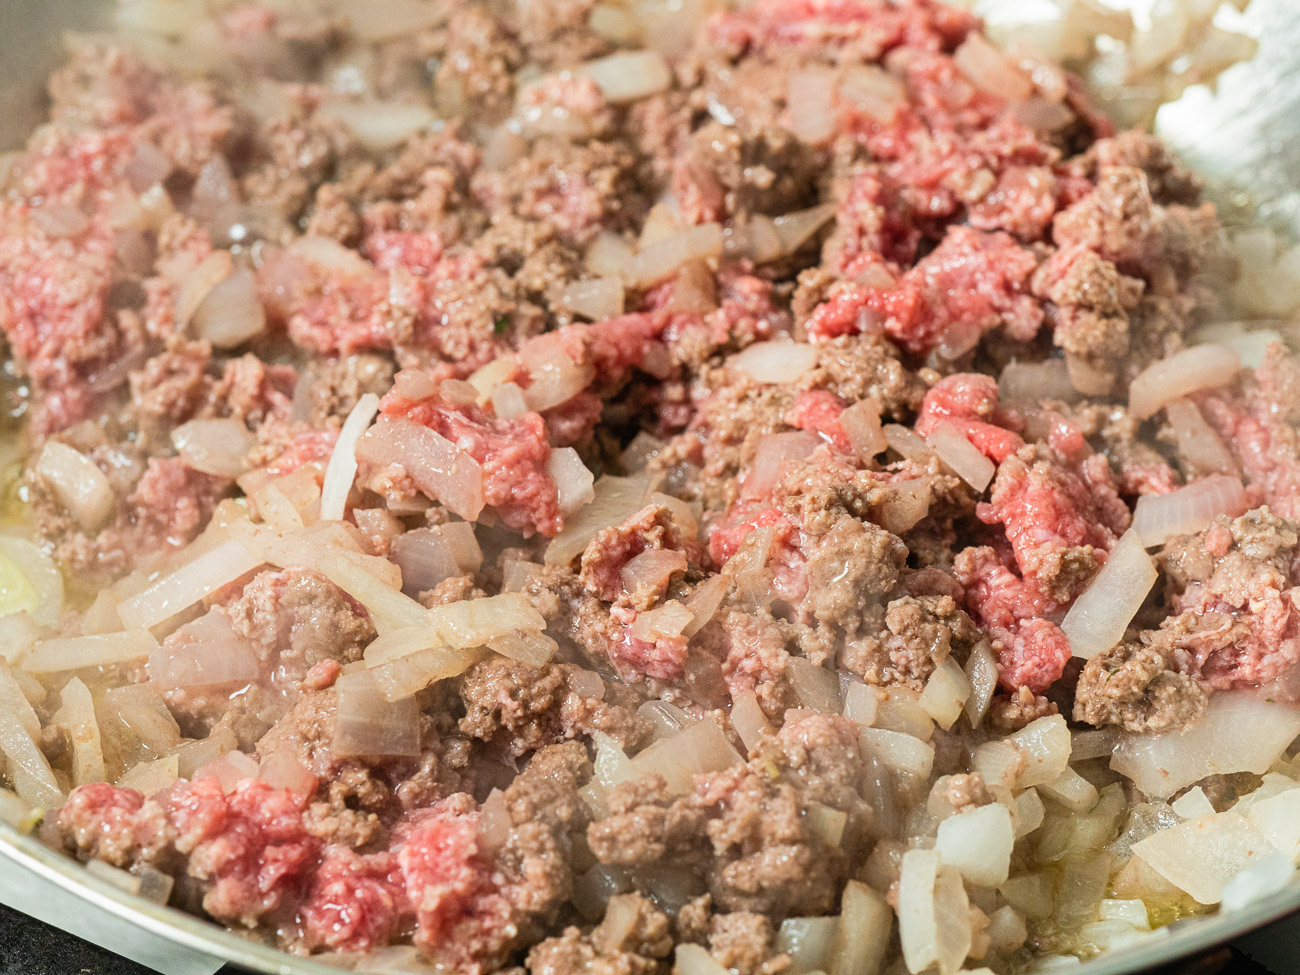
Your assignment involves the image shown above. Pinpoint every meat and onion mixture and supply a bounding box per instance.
[2,0,1299,973]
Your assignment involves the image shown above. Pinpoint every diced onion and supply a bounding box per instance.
[488,630,558,668]
[489,381,527,421]
[843,681,879,727]
[829,880,891,975]
[0,538,63,627]
[55,677,106,786]
[1165,399,1237,476]
[519,334,596,412]
[1039,766,1100,812]
[1170,786,1217,820]
[1061,530,1156,659]
[117,755,179,794]
[623,223,723,289]
[874,479,931,534]
[630,600,694,642]
[339,0,443,41]
[586,232,636,278]
[426,593,546,647]
[148,612,259,689]
[173,728,236,778]
[918,657,972,731]
[1112,690,1300,798]
[963,642,997,726]
[545,474,655,565]
[883,424,936,463]
[925,422,995,493]
[1131,475,1248,548]
[171,419,256,478]
[319,393,380,521]
[195,750,258,793]
[621,549,687,599]
[859,727,934,778]
[1132,811,1275,905]
[787,657,842,714]
[674,944,731,975]
[356,418,484,521]
[683,574,729,637]
[191,269,266,349]
[730,690,771,753]
[728,341,820,384]
[898,850,971,975]
[24,629,159,674]
[637,700,689,741]
[390,523,482,596]
[772,204,837,255]
[577,50,672,105]
[257,748,316,798]
[118,539,264,629]
[547,447,596,517]
[723,216,783,264]
[839,65,905,122]
[1129,344,1241,420]
[998,359,1078,406]
[742,431,820,499]
[289,235,371,275]
[335,670,421,755]
[1007,715,1071,789]
[1070,727,1120,762]
[1246,788,1300,859]
[36,441,115,531]
[935,803,1014,887]
[560,277,625,322]
[787,67,838,145]
[318,100,436,151]
[0,707,62,809]
[841,398,886,461]
[175,251,232,327]
[371,645,488,702]
[954,33,1034,102]
[631,715,742,794]
[776,916,836,975]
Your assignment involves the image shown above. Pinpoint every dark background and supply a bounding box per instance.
[0,902,1282,975]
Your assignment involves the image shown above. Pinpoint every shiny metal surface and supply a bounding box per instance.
[2,1,1300,972]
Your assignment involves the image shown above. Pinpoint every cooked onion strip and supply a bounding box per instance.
[319,393,380,521]
[36,441,115,531]
[925,422,995,492]
[356,418,485,521]
[1061,531,1156,659]
[23,630,159,674]
[1129,344,1241,420]
[118,539,264,630]
[729,342,820,384]
[1131,475,1248,547]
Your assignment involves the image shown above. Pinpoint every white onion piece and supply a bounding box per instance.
[776,917,836,974]
[1165,399,1237,476]
[319,393,380,522]
[55,677,106,786]
[620,549,687,598]
[841,398,886,460]
[925,422,995,493]
[730,690,771,753]
[898,850,971,975]
[998,359,1078,406]
[488,630,558,668]
[806,802,848,847]
[630,600,694,642]
[191,269,266,349]
[723,216,783,264]
[1193,323,1286,370]
[390,523,482,596]
[787,67,838,144]
[873,687,934,741]
[339,0,442,41]
[334,670,421,757]
[843,681,879,727]
[918,657,972,731]
[518,334,596,412]
[631,715,742,794]
[935,803,1014,887]
[362,626,449,669]
[1007,715,1071,789]
[1220,854,1297,914]
[173,728,236,779]
[545,474,655,565]
[0,538,63,627]
[1039,765,1100,812]
[102,683,180,762]
[772,204,837,255]
[175,251,232,327]
[117,755,179,794]
[839,65,905,122]
[1170,786,1216,820]
[356,417,484,521]
[426,593,546,648]
[742,431,820,499]
[963,642,998,726]
[1112,691,1300,798]
[954,33,1034,102]
[1070,727,1120,762]
[486,382,525,421]
[586,232,636,278]
[547,447,596,517]
[683,574,729,637]
[1129,344,1241,420]
[171,419,255,477]
[148,613,259,689]
[728,341,819,384]
[859,727,934,778]
[36,441,115,531]
[288,235,371,275]
[0,666,62,809]
[1133,811,1276,905]
[674,944,731,975]
[637,700,689,741]
[829,880,891,975]
[560,277,625,321]
[1061,531,1156,659]
[118,539,263,630]
[623,223,723,289]
[24,630,159,674]
[1131,475,1248,548]
[577,50,672,104]
[318,100,436,151]
[1246,788,1300,859]
[787,657,841,714]
[367,643,479,706]
[258,748,316,798]
[883,424,936,463]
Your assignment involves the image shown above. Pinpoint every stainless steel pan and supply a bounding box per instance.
[2,1,1300,971]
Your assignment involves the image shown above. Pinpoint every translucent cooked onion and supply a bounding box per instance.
[319,393,380,521]
[1131,474,1248,548]
[338,0,443,41]
[426,593,546,648]
[787,657,841,714]
[578,50,672,104]
[787,67,838,144]
[631,715,742,794]
[935,802,1014,887]
[772,204,837,255]
[559,277,625,322]
[841,397,886,461]
[925,422,995,493]
[629,600,693,642]
[730,690,771,753]
[173,728,237,779]
[356,417,485,521]
[0,537,63,627]
[318,100,436,151]
[918,657,972,731]
[1061,530,1157,659]
[683,574,729,637]
[490,382,527,421]
[623,223,723,289]
[488,630,558,668]
[1040,766,1100,812]
[117,755,179,794]
[829,880,891,975]
[334,670,421,756]
[1129,344,1241,420]
[0,665,63,809]
[999,359,1078,405]
[728,341,820,384]
[36,440,115,531]
[54,677,106,786]
[1165,399,1238,476]
[518,334,596,412]
[1132,811,1276,905]
[1112,691,1300,798]
[839,64,905,122]
[288,235,371,275]
[192,269,266,349]
[776,916,836,974]
[24,629,159,675]
[547,447,596,517]
[883,424,937,463]
[674,944,731,975]
[545,473,655,565]
[1007,715,1071,789]
[723,216,783,264]
[118,539,264,630]
[148,613,259,689]
[195,750,259,793]
[963,641,998,726]
[742,431,820,499]
[621,549,687,598]
[368,645,484,701]
[859,727,935,778]
[171,419,256,478]
[391,523,482,596]
[586,232,636,278]
[875,479,931,535]
[175,251,233,328]
[954,33,1034,102]
[899,850,971,975]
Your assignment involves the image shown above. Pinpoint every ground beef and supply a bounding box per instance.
[527,894,672,975]
[1073,641,1208,734]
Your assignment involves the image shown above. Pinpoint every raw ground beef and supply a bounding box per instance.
[2,0,1293,973]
